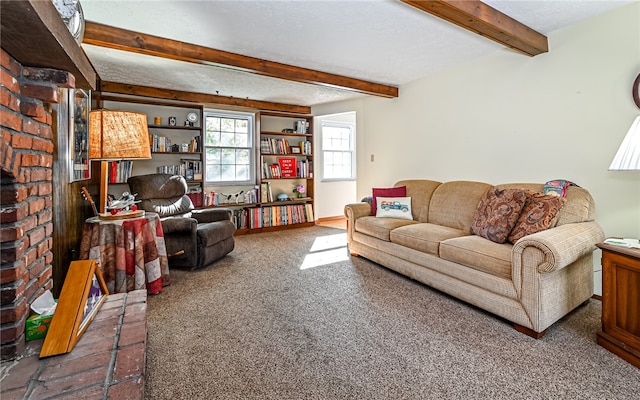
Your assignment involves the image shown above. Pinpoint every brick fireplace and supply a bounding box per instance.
[0,49,75,360]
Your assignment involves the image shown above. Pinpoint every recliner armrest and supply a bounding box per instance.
[160,216,197,234]
[191,208,233,224]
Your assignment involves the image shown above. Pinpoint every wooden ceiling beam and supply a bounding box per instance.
[83,21,398,99]
[99,81,311,114]
[401,0,548,56]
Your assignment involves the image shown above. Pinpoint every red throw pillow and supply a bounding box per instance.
[371,186,406,216]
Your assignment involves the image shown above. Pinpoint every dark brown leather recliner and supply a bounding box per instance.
[127,174,235,270]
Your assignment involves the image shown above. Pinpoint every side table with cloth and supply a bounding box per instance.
[79,212,170,295]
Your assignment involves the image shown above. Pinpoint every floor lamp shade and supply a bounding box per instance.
[609,116,640,171]
[89,110,151,160]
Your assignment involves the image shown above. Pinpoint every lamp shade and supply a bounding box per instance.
[89,110,151,160]
[609,116,640,171]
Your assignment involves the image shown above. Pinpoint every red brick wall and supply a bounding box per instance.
[0,49,75,360]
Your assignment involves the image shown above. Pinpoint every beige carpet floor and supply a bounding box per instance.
[145,226,640,400]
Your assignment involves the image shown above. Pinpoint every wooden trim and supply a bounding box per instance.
[316,216,346,223]
[99,81,311,114]
[0,0,97,89]
[400,0,548,56]
[84,22,398,99]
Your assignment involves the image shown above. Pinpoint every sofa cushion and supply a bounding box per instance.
[395,180,442,222]
[507,191,567,243]
[376,197,413,220]
[471,187,527,244]
[440,235,513,279]
[428,181,492,231]
[391,223,469,256]
[355,216,418,242]
[371,186,406,216]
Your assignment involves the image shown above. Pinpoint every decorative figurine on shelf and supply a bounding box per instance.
[293,185,305,198]
[276,193,289,201]
[219,190,244,204]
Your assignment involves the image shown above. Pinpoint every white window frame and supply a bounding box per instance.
[321,121,355,181]
[203,110,255,185]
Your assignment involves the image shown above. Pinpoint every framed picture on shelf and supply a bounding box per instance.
[69,89,91,182]
[291,146,301,154]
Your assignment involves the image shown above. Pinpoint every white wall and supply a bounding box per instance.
[313,3,640,295]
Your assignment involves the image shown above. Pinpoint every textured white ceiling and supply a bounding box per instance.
[81,0,635,106]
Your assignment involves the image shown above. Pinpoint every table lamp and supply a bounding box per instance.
[606,115,640,247]
[609,116,640,171]
[89,110,151,213]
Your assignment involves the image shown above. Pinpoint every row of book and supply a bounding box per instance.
[156,159,203,181]
[260,138,312,155]
[150,134,201,153]
[106,161,133,184]
[262,159,313,179]
[231,204,314,229]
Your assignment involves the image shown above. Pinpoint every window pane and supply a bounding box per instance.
[221,148,235,163]
[221,132,235,146]
[206,131,220,146]
[235,119,248,133]
[236,164,249,180]
[235,133,248,147]
[204,111,254,184]
[221,118,234,132]
[205,148,220,163]
[221,165,235,181]
[206,165,220,181]
[322,123,354,180]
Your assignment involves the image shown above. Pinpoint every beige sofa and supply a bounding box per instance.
[344,180,605,338]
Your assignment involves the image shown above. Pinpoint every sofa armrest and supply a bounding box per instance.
[160,216,198,234]
[344,202,372,236]
[512,221,605,273]
[344,202,371,221]
[191,208,233,224]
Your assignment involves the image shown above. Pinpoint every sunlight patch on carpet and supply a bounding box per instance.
[301,233,349,269]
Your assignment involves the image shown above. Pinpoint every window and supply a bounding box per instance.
[322,122,355,180]
[204,110,254,184]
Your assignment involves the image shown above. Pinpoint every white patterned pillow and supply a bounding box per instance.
[376,197,413,220]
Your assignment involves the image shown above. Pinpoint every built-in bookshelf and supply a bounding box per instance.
[235,111,314,234]
[95,95,204,203]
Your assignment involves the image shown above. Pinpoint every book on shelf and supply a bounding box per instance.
[295,120,307,134]
[107,160,133,183]
[260,182,273,203]
[298,140,311,154]
[261,137,291,154]
[151,134,200,153]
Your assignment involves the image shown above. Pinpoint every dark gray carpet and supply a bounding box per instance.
[145,226,640,399]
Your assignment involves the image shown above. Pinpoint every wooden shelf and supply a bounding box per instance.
[261,131,312,137]
[262,177,313,180]
[149,125,201,131]
[151,151,202,155]
[261,152,313,157]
